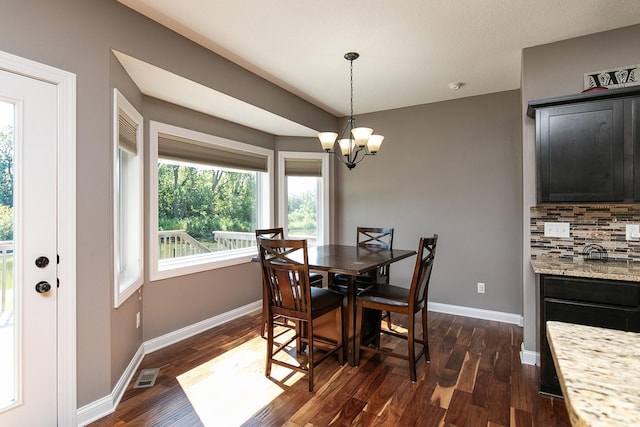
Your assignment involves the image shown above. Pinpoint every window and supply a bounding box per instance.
[149,121,273,281]
[114,89,143,307]
[278,151,330,245]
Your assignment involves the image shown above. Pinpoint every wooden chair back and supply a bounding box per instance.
[357,227,394,283]
[357,227,394,249]
[255,227,284,241]
[258,238,312,321]
[408,235,438,311]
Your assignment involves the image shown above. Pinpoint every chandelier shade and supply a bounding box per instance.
[318,52,384,170]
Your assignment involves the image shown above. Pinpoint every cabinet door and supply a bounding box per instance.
[537,100,624,202]
[633,98,640,200]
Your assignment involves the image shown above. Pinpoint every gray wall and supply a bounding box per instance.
[0,0,333,407]
[521,24,640,354]
[336,90,523,314]
[109,52,145,391]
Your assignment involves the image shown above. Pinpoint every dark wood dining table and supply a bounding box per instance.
[305,244,416,365]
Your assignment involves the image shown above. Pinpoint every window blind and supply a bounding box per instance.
[284,158,322,177]
[118,110,138,155]
[158,132,268,172]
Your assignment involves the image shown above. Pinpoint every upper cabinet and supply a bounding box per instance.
[528,87,640,203]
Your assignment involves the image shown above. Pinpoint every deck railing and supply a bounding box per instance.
[0,241,14,313]
[158,230,212,259]
[158,230,319,260]
[212,231,257,250]
[213,231,317,250]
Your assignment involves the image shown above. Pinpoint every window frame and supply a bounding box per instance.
[278,151,330,245]
[113,89,144,307]
[149,120,274,281]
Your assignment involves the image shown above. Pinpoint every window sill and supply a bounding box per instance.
[150,247,257,281]
[115,272,143,308]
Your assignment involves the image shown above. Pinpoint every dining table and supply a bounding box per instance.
[304,244,416,366]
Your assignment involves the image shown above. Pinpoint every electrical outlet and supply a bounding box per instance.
[544,222,570,238]
[136,312,141,328]
[477,282,485,294]
[626,224,640,241]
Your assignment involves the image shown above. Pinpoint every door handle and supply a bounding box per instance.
[35,256,50,268]
[35,281,52,294]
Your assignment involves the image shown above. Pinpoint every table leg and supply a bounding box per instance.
[346,275,357,366]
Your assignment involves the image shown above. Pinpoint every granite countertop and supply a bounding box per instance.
[546,321,640,427]
[530,257,640,282]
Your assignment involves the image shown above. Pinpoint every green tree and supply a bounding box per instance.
[0,125,14,208]
[288,189,317,235]
[0,204,13,240]
[157,163,257,241]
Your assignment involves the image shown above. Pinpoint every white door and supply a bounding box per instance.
[0,69,58,425]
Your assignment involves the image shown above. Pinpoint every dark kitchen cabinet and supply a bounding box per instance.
[528,86,640,203]
[539,274,640,397]
[633,97,640,199]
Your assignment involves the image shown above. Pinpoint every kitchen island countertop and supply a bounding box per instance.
[531,257,640,282]
[546,321,640,426]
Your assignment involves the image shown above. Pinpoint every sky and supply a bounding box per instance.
[0,101,13,129]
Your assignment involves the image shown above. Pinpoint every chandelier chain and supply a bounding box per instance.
[350,57,354,125]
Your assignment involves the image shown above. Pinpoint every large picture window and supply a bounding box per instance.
[149,121,273,281]
[278,151,330,245]
[114,89,143,307]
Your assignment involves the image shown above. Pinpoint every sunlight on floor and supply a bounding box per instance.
[177,332,304,426]
[174,318,409,425]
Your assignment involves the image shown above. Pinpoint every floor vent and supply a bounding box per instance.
[133,368,160,388]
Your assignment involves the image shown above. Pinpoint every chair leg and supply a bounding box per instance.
[307,320,315,392]
[265,312,274,378]
[336,308,344,366]
[422,306,430,362]
[261,295,268,337]
[354,302,364,367]
[408,313,417,383]
[385,311,393,330]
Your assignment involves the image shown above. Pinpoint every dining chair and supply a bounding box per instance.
[354,235,438,382]
[329,227,394,324]
[258,237,344,392]
[255,228,324,338]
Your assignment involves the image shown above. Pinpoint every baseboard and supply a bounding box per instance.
[78,299,522,423]
[520,342,539,366]
[76,344,145,426]
[428,302,537,365]
[144,300,261,353]
[76,300,261,425]
[428,301,523,326]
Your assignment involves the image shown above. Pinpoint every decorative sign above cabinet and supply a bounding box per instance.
[584,64,639,90]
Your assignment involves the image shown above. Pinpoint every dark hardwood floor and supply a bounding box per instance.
[88,311,570,426]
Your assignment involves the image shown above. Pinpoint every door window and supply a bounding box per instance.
[0,100,15,410]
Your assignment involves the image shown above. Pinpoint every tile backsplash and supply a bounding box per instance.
[530,204,640,262]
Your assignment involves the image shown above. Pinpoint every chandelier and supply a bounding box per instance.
[318,52,384,170]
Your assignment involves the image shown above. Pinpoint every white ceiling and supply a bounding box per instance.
[117,0,640,135]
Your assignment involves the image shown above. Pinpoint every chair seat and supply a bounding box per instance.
[332,273,374,285]
[309,272,324,288]
[329,273,375,294]
[357,284,411,308]
[310,287,343,314]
